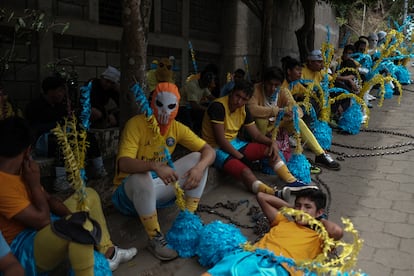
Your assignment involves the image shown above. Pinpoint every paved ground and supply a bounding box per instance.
[101,80,414,275]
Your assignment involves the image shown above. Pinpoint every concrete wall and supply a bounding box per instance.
[0,0,338,111]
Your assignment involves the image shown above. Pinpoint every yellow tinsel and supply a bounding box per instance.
[329,92,370,128]
[51,114,89,211]
[279,207,364,275]
[359,74,402,107]
[174,181,186,211]
[321,42,335,71]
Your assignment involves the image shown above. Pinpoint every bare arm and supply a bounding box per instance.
[182,143,216,190]
[13,159,50,230]
[45,192,72,217]
[256,192,291,224]
[0,253,24,276]
[320,219,344,240]
[211,123,243,159]
[245,124,279,161]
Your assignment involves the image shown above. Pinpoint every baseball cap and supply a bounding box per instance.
[101,66,120,83]
[308,50,323,61]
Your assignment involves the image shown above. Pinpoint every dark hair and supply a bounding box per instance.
[280,56,302,77]
[0,117,33,157]
[234,68,246,76]
[294,188,327,210]
[42,75,66,94]
[343,44,355,54]
[262,66,284,83]
[232,79,253,98]
[199,71,216,89]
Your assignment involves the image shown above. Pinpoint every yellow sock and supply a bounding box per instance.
[140,212,161,239]
[185,197,200,213]
[299,119,324,155]
[252,180,275,195]
[274,161,296,183]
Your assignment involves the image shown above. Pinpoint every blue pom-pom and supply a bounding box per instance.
[338,100,362,135]
[287,153,311,183]
[79,81,92,130]
[196,221,247,267]
[166,210,203,258]
[384,82,394,99]
[311,119,332,150]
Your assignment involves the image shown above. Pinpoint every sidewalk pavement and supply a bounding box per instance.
[105,83,414,275]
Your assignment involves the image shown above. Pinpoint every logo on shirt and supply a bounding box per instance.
[166,137,175,147]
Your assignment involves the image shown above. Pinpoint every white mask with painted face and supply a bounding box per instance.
[154,91,178,125]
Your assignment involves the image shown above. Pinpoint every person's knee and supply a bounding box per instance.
[125,174,154,196]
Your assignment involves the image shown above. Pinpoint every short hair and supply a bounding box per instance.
[232,79,254,98]
[262,66,284,83]
[199,71,216,88]
[294,188,327,210]
[280,56,302,76]
[42,75,66,94]
[343,44,355,54]
[234,68,246,76]
[0,117,33,158]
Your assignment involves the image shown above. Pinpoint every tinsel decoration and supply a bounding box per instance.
[286,106,311,183]
[309,107,332,150]
[188,41,198,74]
[337,99,363,135]
[243,56,251,82]
[279,207,365,276]
[51,115,89,211]
[196,220,247,267]
[166,209,203,258]
[384,82,394,99]
[79,81,92,130]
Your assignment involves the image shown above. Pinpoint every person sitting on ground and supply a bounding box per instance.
[177,68,217,134]
[0,117,137,273]
[112,82,215,261]
[0,231,24,276]
[25,75,108,191]
[90,66,121,128]
[201,79,312,197]
[220,68,246,97]
[202,188,343,276]
[248,66,340,171]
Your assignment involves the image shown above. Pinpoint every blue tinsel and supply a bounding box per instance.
[384,82,394,99]
[394,65,411,84]
[338,99,362,135]
[287,153,311,183]
[309,108,332,150]
[166,210,203,258]
[196,221,247,267]
[79,81,92,130]
[131,83,153,116]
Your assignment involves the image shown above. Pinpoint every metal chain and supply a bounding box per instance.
[328,128,414,159]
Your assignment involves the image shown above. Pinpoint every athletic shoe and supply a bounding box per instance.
[315,153,341,171]
[108,246,138,271]
[276,184,319,201]
[310,164,321,174]
[147,231,178,261]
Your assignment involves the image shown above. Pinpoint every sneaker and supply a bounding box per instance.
[147,231,178,261]
[54,176,72,192]
[288,136,297,147]
[108,246,138,271]
[275,184,319,201]
[366,94,376,101]
[315,153,341,171]
[310,164,321,174]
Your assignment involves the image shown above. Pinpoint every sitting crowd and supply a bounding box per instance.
[0,27,410,275]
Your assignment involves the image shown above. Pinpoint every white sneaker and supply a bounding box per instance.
[366,94,376,101]
[108,246,138,271]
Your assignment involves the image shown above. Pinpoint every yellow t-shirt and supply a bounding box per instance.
[301,64,332,84]
[0,171,31,244]
[113,114,206,185]
[255,212,322,275]
[201,96,255,148]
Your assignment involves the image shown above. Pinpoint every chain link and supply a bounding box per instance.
[329,128,414,159]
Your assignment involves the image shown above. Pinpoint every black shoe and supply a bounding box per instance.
[315,153,341,171]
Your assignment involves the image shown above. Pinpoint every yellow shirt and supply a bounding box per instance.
[301,64,332,84]
[114,114,206,185]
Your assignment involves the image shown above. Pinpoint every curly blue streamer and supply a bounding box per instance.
[309,108,332,149]
[243,56,251,82]
[196,221,247,267]
[188,41,198,74]
[287,153,311,183]
[384,82,394,99]
[131,83,153,116]
[166,210,203,258]
[79,81,92,130]
[340,31,351,49]
[338,99,362,135]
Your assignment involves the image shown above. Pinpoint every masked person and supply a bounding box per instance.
[111,82,215,261]
[146,57,175,94]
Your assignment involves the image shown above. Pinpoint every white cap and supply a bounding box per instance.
[308,49,323,61]
[101,66,120,83]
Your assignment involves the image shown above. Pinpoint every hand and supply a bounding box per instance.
[155,164,179,185]
[22,158,41,187]
[182,166,203,190]
[267,141,279,162]
[239,156,254,169]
